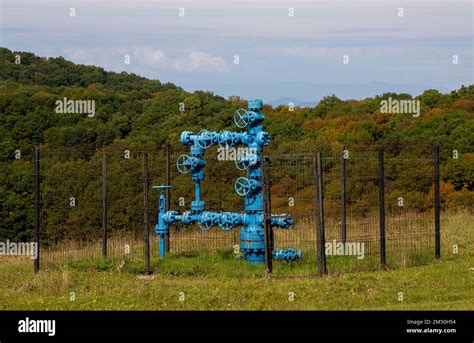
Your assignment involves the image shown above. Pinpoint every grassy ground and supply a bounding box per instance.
[0,210,472,310]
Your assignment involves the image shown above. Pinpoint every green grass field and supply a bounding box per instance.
[0,210,472,310]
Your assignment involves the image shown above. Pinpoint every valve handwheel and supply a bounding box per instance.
[235,157,250,171]
[198,221,212,231]
[218,213,233,231]
[234,109,249,128]
[235,152,257,170]
[176,154,192,174]
[218,131,238,149]
[198,212,214,231]
[197,130,214,149]
[234,177,251,196]
[234,157,247,171]
[198,222,212,231]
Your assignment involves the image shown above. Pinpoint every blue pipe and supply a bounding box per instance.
[154,99,300,265]
[159,234,165,259]
[153,185,171,259]
[196,180,201,203]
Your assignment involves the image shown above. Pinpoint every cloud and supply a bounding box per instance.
[60,47,229,74]
[134,47,167,66]
[63,48,92,61]
[133,48,228,73]
[257,45,411,61]
[170,51,228,72]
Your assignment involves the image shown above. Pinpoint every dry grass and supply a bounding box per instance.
[27,209,471,272]
[0,210,472,310]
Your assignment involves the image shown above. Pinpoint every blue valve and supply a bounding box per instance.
[218,130,239,148]
[217,212,243,231]
[248,99,263,111]
[198,211,219,231]
[256,131,270,146]
[153,185,173,259]
[235,151,259,171]
[234,108,265,128]
[271,215,294,229]
[273,248,302,261]
[234,109,249,128]
[180,131,194,145]
[196,130,218,149]
[157,99,296,265]
[234,177,261,197]
[176,154,206,174]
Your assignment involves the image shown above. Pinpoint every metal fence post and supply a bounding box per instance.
[434,145,441,259]
[165,143,171,253]
[378,147,386,269]
[143,152,151,274]
[101,151,107,258]
[262,157,273,274]
[341,146,347,245]
[315,153,327,276]
[34,146,41,273]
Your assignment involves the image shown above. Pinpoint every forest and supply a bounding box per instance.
[0,47,472,242]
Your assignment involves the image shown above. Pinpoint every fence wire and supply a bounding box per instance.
[264,154,318,276]
[317,145,436,274]
[1,143,441,277]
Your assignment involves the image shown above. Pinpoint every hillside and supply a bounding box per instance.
[0,47,473,241]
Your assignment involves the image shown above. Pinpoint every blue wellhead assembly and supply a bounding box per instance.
[154,99,302,264]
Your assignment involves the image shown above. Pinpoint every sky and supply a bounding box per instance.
[0,0,473,104]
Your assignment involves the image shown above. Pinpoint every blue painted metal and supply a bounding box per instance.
[153,185,171,259]
[273,248,302,261]
[154,99,300,264]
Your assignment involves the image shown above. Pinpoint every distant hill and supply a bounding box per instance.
[0,46,472,151]
[0,47,180,93]
[190,81,450,106]
[268,98,318,108]
[0,47,472,241]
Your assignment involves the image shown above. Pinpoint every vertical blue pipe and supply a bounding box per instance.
[159,233,165,259]
[156,190,169,259]
[195,180,201,203]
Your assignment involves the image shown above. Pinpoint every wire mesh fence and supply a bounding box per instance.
[263,153,319,276]
[383,144,436,268]
[318,145,437,275]
[163,144,242,258]
[1,142,442,277]
[0,147,37,271]
[146,144,250,277]
[38,144,165,269]
[39,145,103,268]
